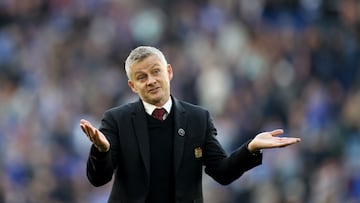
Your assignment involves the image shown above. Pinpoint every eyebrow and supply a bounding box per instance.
[133,63,161,75]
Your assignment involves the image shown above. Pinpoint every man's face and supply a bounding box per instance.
[128,55,173,106]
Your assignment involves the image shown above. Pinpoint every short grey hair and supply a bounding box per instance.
[124,46,167,79]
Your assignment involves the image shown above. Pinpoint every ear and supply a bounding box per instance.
[128,80,138,93]
[167,64,173,80]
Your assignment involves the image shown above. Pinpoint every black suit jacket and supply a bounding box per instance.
[87,96,262,203]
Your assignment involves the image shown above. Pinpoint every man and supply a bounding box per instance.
[80,46,301,203]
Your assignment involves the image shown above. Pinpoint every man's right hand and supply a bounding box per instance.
[80,119,110,152]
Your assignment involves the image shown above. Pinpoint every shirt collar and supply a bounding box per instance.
[142,97,172,116]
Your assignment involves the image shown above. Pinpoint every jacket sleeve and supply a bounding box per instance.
[203,111,262,185]
[86,110,120,187]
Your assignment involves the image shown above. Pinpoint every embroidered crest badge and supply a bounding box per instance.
[194,147,202,158]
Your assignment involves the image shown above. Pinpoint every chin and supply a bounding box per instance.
[150,97,165,105]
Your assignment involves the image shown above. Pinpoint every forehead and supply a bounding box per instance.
[131,55,165,72]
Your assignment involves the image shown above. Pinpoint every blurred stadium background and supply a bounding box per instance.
[0,0,360,202]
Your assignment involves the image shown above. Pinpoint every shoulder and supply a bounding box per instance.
[174,98,210,117]
[177,100,206,111]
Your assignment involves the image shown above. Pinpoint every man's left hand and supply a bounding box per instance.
[247,129,301,153]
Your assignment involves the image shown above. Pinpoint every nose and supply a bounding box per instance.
[147,75,156,85]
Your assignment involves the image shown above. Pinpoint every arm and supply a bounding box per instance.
[203,112,262,185]
[80,113,117,187]
[203,112,301,185]
[204,139,262,184]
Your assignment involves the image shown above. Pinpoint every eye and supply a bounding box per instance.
[153,69,160,75]
[136,74,146,81]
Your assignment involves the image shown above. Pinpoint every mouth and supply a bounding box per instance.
[148,87,160,94]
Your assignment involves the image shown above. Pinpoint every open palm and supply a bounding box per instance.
[248,129,301,152]
[80,119,110,152]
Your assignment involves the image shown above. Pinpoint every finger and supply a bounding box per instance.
[277,142,297,148]
[80,124,87,134]
[81,119,96,129]
[80,123,99,145]
[269,129,284,137]
[93,129,101,143]
[92,128,98,138]
[279,137,301,142]
[81,126,92,140]
[80,119,91,133]
[277,138,301,146]
[86,122,96,132]
[84,124,94,138]
[80,124,91,136]
[81,125,94,142]
[80,119,90,126]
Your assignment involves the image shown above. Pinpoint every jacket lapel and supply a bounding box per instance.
[173,97,187,175]
[132,100,150,179]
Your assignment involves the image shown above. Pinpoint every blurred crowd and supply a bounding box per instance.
[1,0,360,202]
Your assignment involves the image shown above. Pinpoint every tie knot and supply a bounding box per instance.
[152,108,167,121]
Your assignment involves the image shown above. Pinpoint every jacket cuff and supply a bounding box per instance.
[90,144,109,160]
[246,139,262,157]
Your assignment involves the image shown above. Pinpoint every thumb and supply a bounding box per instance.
[269,129,284,137]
